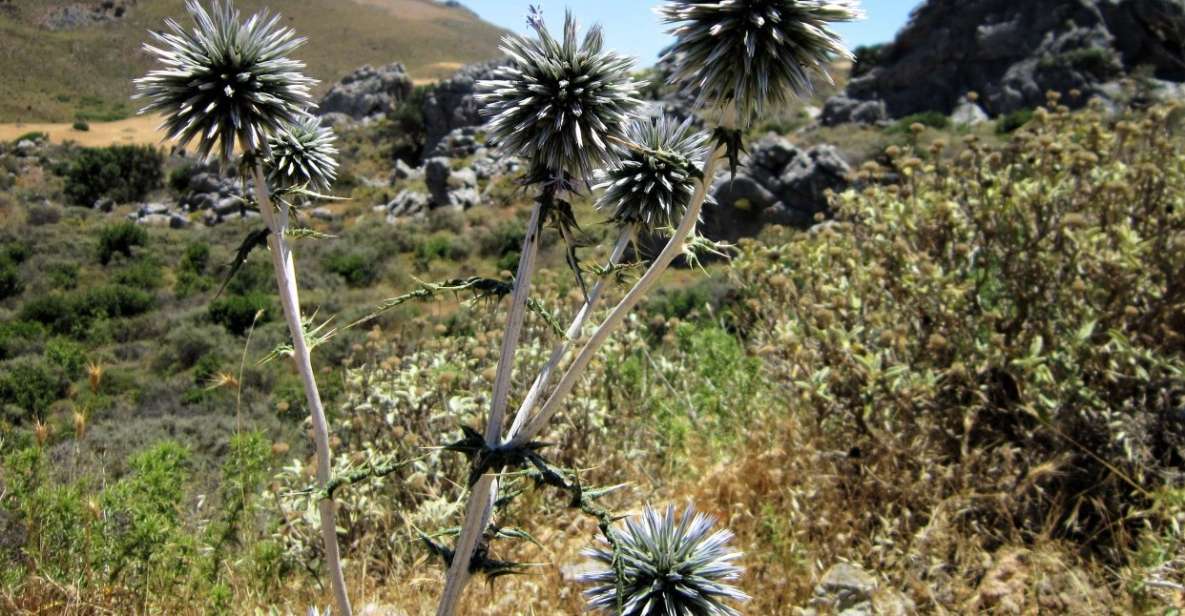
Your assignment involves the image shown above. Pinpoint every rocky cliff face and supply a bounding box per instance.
[825,0,1185,123]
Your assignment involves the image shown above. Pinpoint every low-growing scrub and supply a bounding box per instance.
[97,221,148,265]
[63,145,164,207]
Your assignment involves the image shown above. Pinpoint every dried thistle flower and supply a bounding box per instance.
[579,504,749,615]
[266,114,339,191]
[476,7,643,180]
[658,0,863,122]
[594,116,710,231]
[135,0,315,161]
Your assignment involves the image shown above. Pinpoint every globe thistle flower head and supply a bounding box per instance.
[658,0,864,124]
[476,7,644,182]
[265,114,339,192]
[579,504,749,616]
[594,116,710,231]
[135,0,316,162]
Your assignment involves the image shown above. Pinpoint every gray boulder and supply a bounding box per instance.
[421,60,504,157]
[385,190,430,220]
[951,100,990,126]
[703,136,850,242]
[318,63,414,121]
[821,95,888,126]
[424,157,479,210]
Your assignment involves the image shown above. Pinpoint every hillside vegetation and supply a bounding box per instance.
[0,77,1182,611]
[0,0,504,123]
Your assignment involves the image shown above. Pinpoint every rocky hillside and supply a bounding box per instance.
[825,0,1185,123]
[0,0,505,122]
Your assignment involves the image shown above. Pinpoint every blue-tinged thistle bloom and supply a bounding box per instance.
[579,504,749,616]
[476,7,643,181]
[594,116,710,231]
[135,0,315,162]
[658,0,864,123]
[266,114,339,192]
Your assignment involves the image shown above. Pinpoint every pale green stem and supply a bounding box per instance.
[253,165,352,616]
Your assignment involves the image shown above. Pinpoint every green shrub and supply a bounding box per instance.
[180,242,210,274]
[0,356,67,422]
[1,240,30,264]
[887,110,950,134]
[113,258,164,290]
[208,293,272,336]
[44,337,86,378]
[996,108,1035,134]
[415,232,471,267]
[85,284,156,319]
[734,103,1185,554]
[97,221,148,265]
[72,119,90,132]
[99,442,196,596]
[324,249,382,287]
[477,219,526,258]
[0,320,44,360]
[45,262,80,289]
[20,285,154,336]
[63,145,164,206]
[12,131,47,144]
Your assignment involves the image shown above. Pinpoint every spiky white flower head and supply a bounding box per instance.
[135,0,316,162]
[579,504,749,616]
[658,0,864,123]
[265,114,339,192]
[594,116,710,231]
[476,7,643,181]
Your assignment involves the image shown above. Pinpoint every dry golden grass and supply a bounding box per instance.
[0,115,167,147]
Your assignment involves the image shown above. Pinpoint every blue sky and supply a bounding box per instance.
[467,1,923,66]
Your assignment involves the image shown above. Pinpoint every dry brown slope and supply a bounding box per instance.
[0,0,505,123]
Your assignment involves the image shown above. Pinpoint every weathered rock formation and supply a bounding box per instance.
[317,63,414,122]
[702,135,851,242]
[420,59,503,157]
[825,0,1185,124]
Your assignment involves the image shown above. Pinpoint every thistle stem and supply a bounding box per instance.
[437,194,546,616]
[506,227,634,440]
[252,165,352,616]
[511,110,735,447]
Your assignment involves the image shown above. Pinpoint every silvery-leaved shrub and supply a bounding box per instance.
[594,116,710,231]
[134,0,315,160]
[579,504,749,616]
[266,114,340,192]
[476,7,643,181]
[658,0,864,122]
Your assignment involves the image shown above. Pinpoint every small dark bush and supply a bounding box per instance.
[26,204,62,226]
[85,284,156,319]
[477,219,526,258]
[209,293,272,336]
[851,43,887,79]
[997,108,1035,134]
[224,260,274,296]
[97,221,148,265]
[63,145,163,206]
[180,242,210,274]
[0,357,67,422]
[72,120,90,132]
[0,260,21,300]
[1,240,30,264]
[324,249,382,287]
